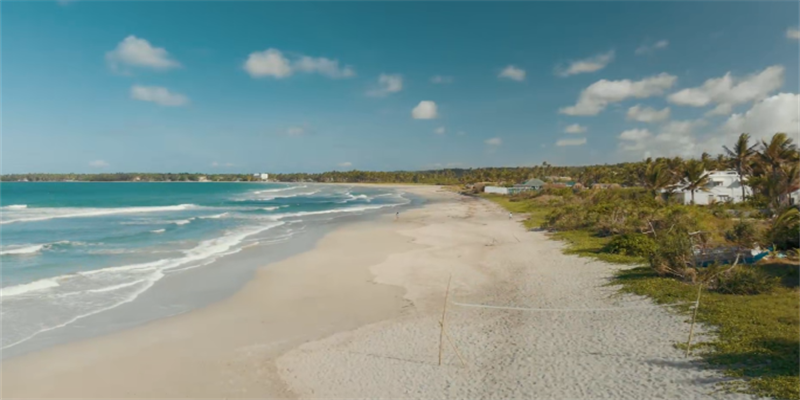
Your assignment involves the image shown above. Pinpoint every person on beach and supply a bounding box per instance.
[509,212,513,220]
[396,211,399,220]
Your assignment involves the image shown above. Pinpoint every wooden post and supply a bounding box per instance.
[685,283,703,357]
[439,274,452,366]
[439,320,468,367]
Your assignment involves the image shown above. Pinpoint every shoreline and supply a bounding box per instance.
[2,186,753,399]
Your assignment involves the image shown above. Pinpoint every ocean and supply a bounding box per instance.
[0,182,411,353]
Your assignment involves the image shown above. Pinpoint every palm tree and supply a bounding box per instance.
[682,159,711,204]
[723,133,758,201]
[643,163,676,201]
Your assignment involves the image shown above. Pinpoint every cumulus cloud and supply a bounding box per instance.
[412,101,438,119]
[556,50,614,77]
[618,120,705,157]
[498,65,526,81]
[485,137,502,146]
[243,48,355,79]
[721,93,799,138]
[787,28,800,40]
[556,138,587,146]
[626,105,671,123]
[667,65,784,114]
[560,73,677,116]
[106,35,180,72]
[243,49,292,78]
[130,85,188,106]
[430,75,454,84]
[338,162,353,168]
[434,127,446,135]
[366,74,403,97]
[564,124,588,134]
[635,40,669,55]
[89,160,109,168]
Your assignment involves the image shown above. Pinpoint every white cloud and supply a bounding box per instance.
[367,74,403,97]
[211,161,234,167]
[89,160,109,168]
[722,93,799,138]
[294,55,355,79]
[286,126,306,136]
[434,127,446,135]
[635,40,669,55]
[243,48,355,79]
[412,101,438,119]
[619,128,652,141]
[667,65,784,114]
[243,49,292,78]
[498,65,526,81]
[130,85,188,106]
[430,75,454,84]
[556,138,587,146]
[787,28,800,40]
[626,105,671,123]
[106,35,180,72]
[617,120,706,157]
[485,137,502,146]
[564,124,587,134]
[338,162,353,168]
[560,73,677,116]
[556,50,614,77]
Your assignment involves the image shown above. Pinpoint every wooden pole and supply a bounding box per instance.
[685,283,703,357]
[439,274,452,366]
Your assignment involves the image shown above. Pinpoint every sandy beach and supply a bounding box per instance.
[1,186,754,399]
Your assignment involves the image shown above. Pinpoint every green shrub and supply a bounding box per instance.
[725,220,760,249]
[604,233,657,257]
[768,207,800,250]
[648,230,696,280]
[716,267,779,295]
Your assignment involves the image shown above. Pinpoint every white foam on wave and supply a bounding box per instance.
[262,206,280,211]
[0,220,286,349]
[260,190,321,201]
[0,278,60,297]
[199,212,228,219]
[273,203,405,221]
[0,204,198,225]
[172,217,195,225]
[151,229,166,234]
[0,244,46,256]
[252,185,304,195]
[1,204,28,210]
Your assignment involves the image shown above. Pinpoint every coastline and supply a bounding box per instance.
[2,186,753,399]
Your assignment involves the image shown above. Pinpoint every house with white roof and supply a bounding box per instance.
[673,170,752,205]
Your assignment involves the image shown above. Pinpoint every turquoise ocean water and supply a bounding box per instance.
[0,182,409,350]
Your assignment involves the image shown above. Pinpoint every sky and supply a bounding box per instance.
[3,1,799,174]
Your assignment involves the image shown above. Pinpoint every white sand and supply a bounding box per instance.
[277,189,754,399]
[2,186,755,399]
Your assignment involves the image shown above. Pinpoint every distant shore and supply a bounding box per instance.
[2,186,746,398]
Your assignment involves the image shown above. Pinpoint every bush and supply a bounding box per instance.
[604,233,656,257]
[768,207,800,250]
[725,220,760,249]
[715,266,779,295]
[648,230,696,281]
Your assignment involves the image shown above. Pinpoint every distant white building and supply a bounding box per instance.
[673,170,752,205]
[484,186,509,195]
[197,176,208,182]
[253,173,269,181]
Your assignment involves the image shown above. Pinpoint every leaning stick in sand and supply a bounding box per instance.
[438,274,452,366]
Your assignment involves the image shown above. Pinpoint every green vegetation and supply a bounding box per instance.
[484,133,799,399]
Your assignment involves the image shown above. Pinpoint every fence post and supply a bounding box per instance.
[439,274,452,366]
[685,283,703,357]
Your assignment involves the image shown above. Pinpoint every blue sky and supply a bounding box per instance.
[3,1,799,173]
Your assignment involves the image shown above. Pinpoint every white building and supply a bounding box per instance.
[484,186,509,195]
[197,176,208,182]
[674,170,752,205]
[253,173,269,181]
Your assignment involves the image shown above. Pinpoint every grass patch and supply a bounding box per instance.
[617,265,800,400]
[553,230,645,265]
[480,193,550,229]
